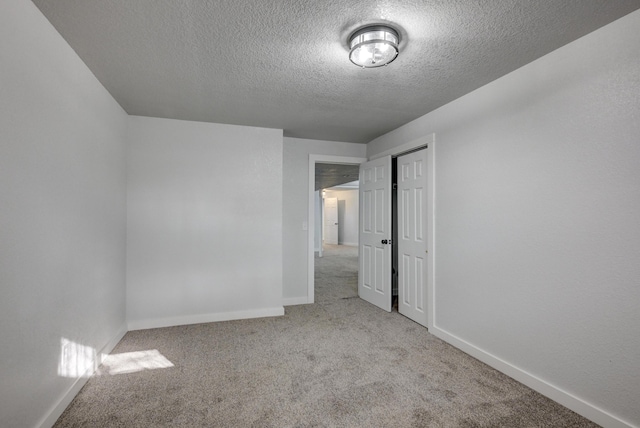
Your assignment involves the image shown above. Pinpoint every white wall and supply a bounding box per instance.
[323,189,359,246]
[282,138,366,304]
[368,10,640,428]
[127,117,284,329]
[0,1,128,427]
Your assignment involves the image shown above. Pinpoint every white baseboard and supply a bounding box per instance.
[339,242,358,247]
[127,306,285,331]
[283,296,309,306]
[430,325,635,428]
[38,323,127,428]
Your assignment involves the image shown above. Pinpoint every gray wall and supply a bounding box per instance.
[282,138,366,304]
[368,10,640,427]
[127,116,284,329]
[0,1,128,426]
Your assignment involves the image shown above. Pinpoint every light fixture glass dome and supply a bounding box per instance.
[348,25,399,68]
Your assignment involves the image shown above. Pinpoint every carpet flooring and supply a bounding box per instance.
[53,244,599,427]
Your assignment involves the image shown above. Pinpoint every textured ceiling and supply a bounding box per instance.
[32,0,640,144]
[316,164,360,191]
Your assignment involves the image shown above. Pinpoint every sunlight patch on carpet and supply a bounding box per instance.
[99,350,174,375]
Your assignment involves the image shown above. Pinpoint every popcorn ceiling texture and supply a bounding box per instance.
[32,0,640,143]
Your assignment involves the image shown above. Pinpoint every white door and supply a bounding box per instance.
[397,150,428,326]
[323,197,338,245]
[358,156,392,312]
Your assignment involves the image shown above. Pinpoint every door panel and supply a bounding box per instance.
[324,197,338,245]
[358,156,392,312]
[397,150,428,326]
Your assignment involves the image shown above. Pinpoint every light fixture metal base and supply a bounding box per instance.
[348,25,400,68]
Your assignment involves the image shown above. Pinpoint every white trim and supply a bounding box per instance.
[127,307,285,331]
[308,155,367,304]
[369,134,433,160]
[283,297,309,306]
[340,242,358,247]
[37,324,128,428]
[426,136,436,330]
[430,326,636,428]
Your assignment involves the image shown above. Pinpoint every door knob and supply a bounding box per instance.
[381,239,388,244]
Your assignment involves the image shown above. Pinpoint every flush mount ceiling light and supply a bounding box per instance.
[348,25,400,68]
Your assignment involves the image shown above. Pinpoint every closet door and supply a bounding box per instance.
[397,150,428,327]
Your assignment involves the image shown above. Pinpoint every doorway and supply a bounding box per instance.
[316,179,360,301]
[307,155,367,303]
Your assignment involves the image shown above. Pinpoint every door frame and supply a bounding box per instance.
[370,134,435,329]
[308,155,367,304]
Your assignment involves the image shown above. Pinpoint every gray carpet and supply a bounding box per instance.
[54,244,598,427]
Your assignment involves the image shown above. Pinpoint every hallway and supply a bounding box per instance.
[314,244,358,303]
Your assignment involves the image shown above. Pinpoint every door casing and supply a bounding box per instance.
[308,155,367,304]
